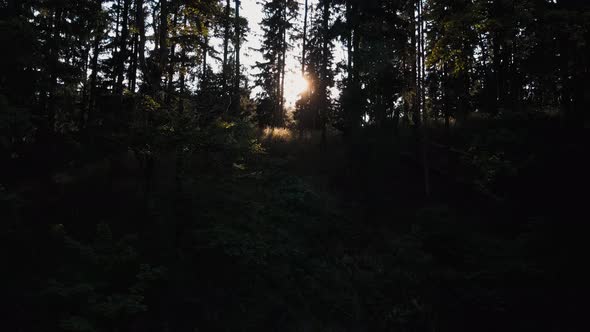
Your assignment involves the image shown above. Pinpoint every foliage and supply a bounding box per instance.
[44,223,166,331]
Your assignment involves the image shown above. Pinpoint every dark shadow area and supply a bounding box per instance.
[1,0,589,331]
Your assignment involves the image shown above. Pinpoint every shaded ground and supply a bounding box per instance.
[5,126,587,331]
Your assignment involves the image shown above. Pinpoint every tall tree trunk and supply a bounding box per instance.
[223,0,231,90]
[115,0,130,95]
[410,1,418,129]
[345,1,352,80]
[136,0,149,92]
[166,12,178,104]
[302,0,308,77]
[114,0,121,50]
[129,32,138,92]
[280,44,286,124]
[320,0,330,150]
[418,0,430,197]
[111,0,121,91]
[88,19,102,125]
[351,3,360,132]
[153,2,159,51]
[129,0,144,93]
[81,39,91,117]
[177,15,188,113]
[233,0,241,114]
[47,7,63,132]
[158,0,168,93]
[279,5,287,124]
[343,0,354,137]
[202,21,209,84]
[299,0,309,136]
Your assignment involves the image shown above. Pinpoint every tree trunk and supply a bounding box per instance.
[153,2,159,52]
[129,0,144,93]
[418,0,430,197]
[410,2,418,129]
[136,0,149,92]
[343,0,355,137]
[202,21,209,84]
[320,0,330,150]
[115,0,130,95]
[88,23,102,124]
[159,0,168,93]
[166,12,178,104]
[279,5,287,125]
[302,0,308,77]
[129,32,138,92]
[47,7,63,131]
[234,0,241,114]
[345,1,352,80]
[223,0,231,90]
[351,3,360,132]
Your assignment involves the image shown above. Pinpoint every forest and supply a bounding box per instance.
[1,0,589,331]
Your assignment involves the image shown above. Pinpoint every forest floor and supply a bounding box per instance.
[232,126,585,331]
[186,127,578,331]
[7,124,587,331]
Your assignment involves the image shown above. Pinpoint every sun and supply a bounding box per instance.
[284,73,309,107]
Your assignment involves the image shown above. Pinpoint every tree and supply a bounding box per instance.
[254,0,299,126]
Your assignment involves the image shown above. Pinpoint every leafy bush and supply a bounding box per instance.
[45,223,166,332]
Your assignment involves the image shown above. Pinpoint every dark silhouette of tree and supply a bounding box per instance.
[254,0,299,126]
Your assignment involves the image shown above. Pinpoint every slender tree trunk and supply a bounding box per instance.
[129,33,138,92]
[166,12,178,103]
[115,0,130,95]
[88,22,102,122]
[343,0,355,137]
[234,0,241,114]
[47,7,63,131]
[202,21,209,83]
[153,2,159,52]
[111,0,121,90]
[129,0,144,93]
[302,0,308,77]
[418,0,430,197]
[114,0,121,50]
[351,3,360,132]
[279,6,287,124]
[136,0,148,91]
[159,0,168,93]
[81,38,91,126]
[320,0,330,150]
[299,0,310,136]
[345,1,352,80]
[443,63,450,136]
[223,0,231,90]
[410,2,418,129]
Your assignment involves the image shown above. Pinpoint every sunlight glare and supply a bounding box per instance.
[284,74,309,108]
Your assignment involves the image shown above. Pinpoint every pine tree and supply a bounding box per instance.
[254,0,299,126]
